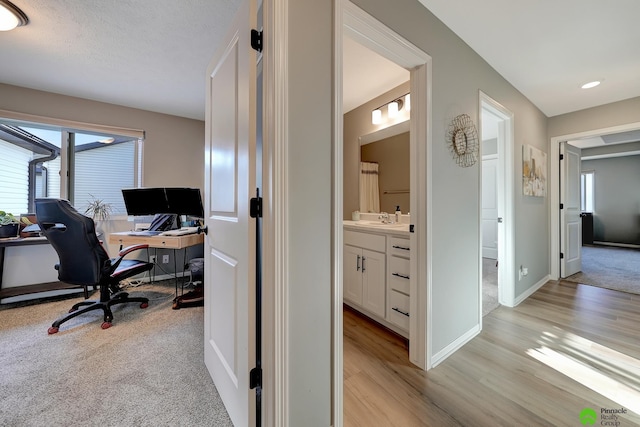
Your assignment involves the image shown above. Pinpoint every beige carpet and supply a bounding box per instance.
[482,258,499,316]
[564,245,640,294]
[0,281,232,427]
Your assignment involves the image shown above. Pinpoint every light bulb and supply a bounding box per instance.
[0,6,20,31]
[388,101,399,118]
[372,109,382,124]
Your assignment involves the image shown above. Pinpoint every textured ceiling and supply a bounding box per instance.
[0,0,241,120]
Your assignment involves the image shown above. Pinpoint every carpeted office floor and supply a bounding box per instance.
[482,258,499,316]
[0,281,232,427]
[564,245,640,294]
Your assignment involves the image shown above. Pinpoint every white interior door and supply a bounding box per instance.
[481,156,498,259]
[560,142,582,277]
[204,0,256,425]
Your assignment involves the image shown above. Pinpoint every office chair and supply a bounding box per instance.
[35,198,153,334]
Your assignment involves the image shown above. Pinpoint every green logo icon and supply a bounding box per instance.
[580,408,597,425]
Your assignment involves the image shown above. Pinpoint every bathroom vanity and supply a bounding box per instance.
[343,218,410,338]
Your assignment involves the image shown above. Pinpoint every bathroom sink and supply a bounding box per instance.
[359,221,405,228]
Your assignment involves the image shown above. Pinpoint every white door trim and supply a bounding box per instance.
[334,0,432,424]
[261,0,289,425]
[549,121,640,279]
[479,92,515,308]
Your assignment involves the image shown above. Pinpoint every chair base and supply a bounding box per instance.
[47,291,149,334]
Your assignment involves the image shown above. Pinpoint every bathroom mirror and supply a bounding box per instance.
[359,121,410,214]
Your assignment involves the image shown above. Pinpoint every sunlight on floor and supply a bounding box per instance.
[527,327,640,415]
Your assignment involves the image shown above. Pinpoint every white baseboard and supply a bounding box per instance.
[514,274,550,306]
[430,324,480,368]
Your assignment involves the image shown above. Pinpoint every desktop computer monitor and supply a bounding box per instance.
[165,187,204,219]
[121,188,169,216]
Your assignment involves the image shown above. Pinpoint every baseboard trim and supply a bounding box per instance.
[514,274,550,306]
[431,324,480,368]
[593,241,640,249]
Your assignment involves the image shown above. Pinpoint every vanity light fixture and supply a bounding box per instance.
[370,93,410,124]
[581,80,602,89]
[0,0,28,31]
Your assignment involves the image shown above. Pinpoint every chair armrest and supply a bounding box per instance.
[118,244,149,257]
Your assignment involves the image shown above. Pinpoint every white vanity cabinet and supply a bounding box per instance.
[343,230,386,318]
[386,236,410,332]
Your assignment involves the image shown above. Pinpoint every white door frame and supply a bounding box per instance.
[334,0,432,424]
[479,92,515,309]
[549,121,640,279]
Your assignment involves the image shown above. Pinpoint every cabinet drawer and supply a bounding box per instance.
[344,230,386,253]
[388,236,410,258]
[387,290,410,331]
[388,256,410,294]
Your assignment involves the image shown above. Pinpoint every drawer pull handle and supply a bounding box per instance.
[356,255,360,271]
[392,272,410,280]
[392,245,410,251]
[392,307,410,317]
[362,256,366,272]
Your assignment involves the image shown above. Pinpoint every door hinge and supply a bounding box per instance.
[559,154,564,160]
[251,29,263,52]
[560,203,564,209]
[250,367,262,389]
[250,196,263,218]
[409,224,414,233]
[560,252,564,259]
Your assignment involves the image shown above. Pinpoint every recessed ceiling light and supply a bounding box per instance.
[581,80,602,89]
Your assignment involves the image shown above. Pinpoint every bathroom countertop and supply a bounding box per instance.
[343,220,410,236]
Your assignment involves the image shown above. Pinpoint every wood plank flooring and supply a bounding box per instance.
[343,280,640,426]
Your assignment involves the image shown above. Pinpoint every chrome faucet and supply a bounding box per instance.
[378,212,391,223]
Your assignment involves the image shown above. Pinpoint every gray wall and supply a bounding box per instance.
[549,96,640,137]
[354,0,549,356]
[0,83,205,190]
[287,0,332,424]
[582,155,640,245]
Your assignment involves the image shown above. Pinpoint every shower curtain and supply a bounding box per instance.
[359,161,380,213]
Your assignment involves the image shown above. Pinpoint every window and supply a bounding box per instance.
[580,171,594,212]
[0,118,143,216]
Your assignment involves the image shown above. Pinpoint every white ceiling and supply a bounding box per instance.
[418,0,640,117]
[0,0,241,120]
[0,1,638,121]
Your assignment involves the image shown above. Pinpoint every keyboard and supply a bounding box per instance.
[127,230,163,236]
[159,227,199,236]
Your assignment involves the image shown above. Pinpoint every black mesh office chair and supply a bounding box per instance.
[35,198,153,334]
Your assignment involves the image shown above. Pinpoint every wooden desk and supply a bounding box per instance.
[108,232,204,250]
[0,236,80,299]
[109,232,205,301]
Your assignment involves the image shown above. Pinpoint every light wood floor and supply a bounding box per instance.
[344,280,640,426]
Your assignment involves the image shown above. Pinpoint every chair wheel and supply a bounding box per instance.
[101,321,112,330]
[48,326,59,335]
[140,302,149,309]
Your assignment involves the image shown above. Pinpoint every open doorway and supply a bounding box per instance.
[334,0,432,423]
[552,127,640,293]
[479,93,516,314]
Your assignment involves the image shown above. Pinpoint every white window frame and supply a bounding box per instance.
[580,170,595,213]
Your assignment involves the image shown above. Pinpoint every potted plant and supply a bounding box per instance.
[0,211,20,239]
[84,195,112,237]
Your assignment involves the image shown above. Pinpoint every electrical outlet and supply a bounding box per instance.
[150,255,157,264]
[162,254,170,264]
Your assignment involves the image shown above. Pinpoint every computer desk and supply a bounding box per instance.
[108,232,205,300]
